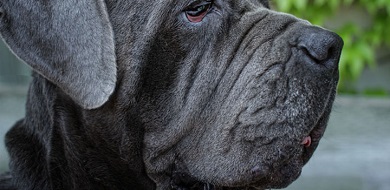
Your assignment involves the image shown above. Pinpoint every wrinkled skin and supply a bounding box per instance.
[0,0,342,189]
[139,1,342,189]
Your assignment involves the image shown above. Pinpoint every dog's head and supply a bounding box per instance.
[0,0,343,189]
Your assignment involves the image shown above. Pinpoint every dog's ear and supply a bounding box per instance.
[0,0,116,109]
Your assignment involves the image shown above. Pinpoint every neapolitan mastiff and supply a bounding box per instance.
[0,0,343,189]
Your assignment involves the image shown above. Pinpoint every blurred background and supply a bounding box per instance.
[0,0,389,189]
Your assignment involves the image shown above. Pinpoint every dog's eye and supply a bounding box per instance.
[185,0,213,23]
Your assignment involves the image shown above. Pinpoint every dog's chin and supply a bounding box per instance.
[243,120,329,189]
[171,162,302,190]
[172,116,328,190]
[248,127,327,189]
[248,161,303,189]
[172,146,308,189]
[212,153,303,189]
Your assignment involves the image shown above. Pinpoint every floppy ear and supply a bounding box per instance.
[0,0,116,109]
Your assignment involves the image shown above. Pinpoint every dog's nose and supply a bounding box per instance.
[297,28,343,69]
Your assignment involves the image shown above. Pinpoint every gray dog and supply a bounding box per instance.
[0,0,343,189]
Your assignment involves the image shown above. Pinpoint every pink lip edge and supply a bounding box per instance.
[301,136,312,147]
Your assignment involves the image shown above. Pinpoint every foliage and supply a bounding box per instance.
[272,0,390,92]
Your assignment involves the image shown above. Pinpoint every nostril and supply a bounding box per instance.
[298,44,326,63]
[298,38,333,62]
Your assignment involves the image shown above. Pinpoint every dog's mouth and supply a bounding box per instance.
[169,112,330,190]
[249,111,331,189]
[301,113,329,165]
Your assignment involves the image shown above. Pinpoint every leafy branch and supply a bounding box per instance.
[272,0,390,92]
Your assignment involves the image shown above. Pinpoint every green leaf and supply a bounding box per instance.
[295,0,308,11]
[274,0,292,12]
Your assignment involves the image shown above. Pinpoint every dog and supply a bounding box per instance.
[0,0,343,189]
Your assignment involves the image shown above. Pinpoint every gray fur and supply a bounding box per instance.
[0,0,343,189]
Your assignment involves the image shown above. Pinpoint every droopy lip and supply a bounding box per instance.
[301,136,312,147]
[252,113,332,189]
[301,119,328,164]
